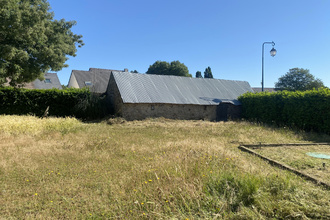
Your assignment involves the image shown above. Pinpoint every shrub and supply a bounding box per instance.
[0,87,110,119]
[238,88,330,134]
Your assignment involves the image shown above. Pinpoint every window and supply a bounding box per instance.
[85,81,92,86]
[44,78,51,83]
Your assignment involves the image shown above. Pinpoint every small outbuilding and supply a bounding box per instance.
[106,71,253,121]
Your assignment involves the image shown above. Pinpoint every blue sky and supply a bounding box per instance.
[48,0,330,88]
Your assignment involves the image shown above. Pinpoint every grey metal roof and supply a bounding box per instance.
[112,72,253,105]
[33,73,62,90]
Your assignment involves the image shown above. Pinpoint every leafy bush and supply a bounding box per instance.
[0,87,110,119]
[238,88,330,134]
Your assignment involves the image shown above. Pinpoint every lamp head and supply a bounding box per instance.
[270,48,277,57]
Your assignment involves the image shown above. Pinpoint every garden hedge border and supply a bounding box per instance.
[0,87,109,119]
[238,89,330,134]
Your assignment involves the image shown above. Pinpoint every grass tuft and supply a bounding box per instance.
[205,170,261,212]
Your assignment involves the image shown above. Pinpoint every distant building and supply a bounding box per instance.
[68,68,129,93]
[107,71,253,121]
[4,73,62,90]
[252,87,276,93]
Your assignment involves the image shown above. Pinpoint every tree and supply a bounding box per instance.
[275,68,325,91]
[146,61,169,76]
[130,70,139,73]
[195,71,202,78]
[146,60,191,77]
[0,0,84,86]
[204,66,213,78]
[169,61,191,77]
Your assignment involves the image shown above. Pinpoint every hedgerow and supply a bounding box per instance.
[238,88,330,134]
[0,87,109,119]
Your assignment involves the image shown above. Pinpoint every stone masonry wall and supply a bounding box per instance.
[121,103,218,121]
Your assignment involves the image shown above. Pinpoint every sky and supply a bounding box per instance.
[48,0,330,88]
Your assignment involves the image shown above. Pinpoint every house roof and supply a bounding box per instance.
[111,72,253,105]
[70,70,93,89]
[4,73,62,89]
[70,68,127,93]
[32,73,62,90]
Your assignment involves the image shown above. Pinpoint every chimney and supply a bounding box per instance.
[124,68,128,72]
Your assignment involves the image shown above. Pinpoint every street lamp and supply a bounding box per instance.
[262,41,276,92]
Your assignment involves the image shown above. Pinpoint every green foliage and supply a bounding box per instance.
[275,68,325,91]
[238,88,330,134]
[0,87,108,119]
[146,61,169,75]
[0,0,84,86]
[146,60,191,77]
[204,66,213,78]
[195,71,202,78]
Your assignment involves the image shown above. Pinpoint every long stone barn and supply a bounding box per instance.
[106,71,253,121]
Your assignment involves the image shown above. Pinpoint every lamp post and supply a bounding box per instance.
[262,41,277,92]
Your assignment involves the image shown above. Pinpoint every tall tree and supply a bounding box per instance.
[169,61,191,77]
[146,60,191,77]
[275,68,325,91]
[204,66,213,78]
[146,61,170,76]
[0,0,84,86]
[195,71,202,78]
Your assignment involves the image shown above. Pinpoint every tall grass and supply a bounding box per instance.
[0,116,329,219]
[0,115,85,135]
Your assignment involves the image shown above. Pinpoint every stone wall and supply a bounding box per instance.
[121,103,218,121]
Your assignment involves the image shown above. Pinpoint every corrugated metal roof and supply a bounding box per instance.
[112,72,253,105]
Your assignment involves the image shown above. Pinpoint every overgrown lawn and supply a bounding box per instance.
[0,115,329,219]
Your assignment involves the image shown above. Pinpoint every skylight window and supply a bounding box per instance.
[85,81,92,86]
[44,78,51,83]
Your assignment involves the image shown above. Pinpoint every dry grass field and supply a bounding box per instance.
[0,115,330,219]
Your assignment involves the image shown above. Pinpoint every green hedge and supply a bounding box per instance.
[238,88,330,134]
[0,87,110,119]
